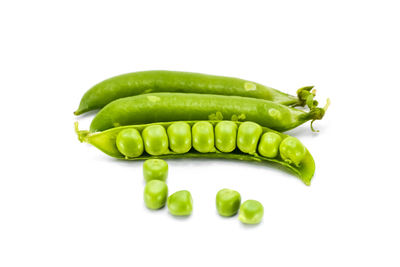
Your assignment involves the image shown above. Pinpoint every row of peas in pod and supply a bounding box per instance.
[117,121,307,167]
[143,159,264,224]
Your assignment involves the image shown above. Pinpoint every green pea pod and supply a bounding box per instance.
[75,121,316,185]
[89,93,329,133]
[74,70,317,115]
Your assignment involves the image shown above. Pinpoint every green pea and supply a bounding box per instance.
[216,189,241,217]
[192,121,214,153]
[215,121,237,153]
[167,122,192,153]
[238,200,264,225]
[115,128,144,158]
[237,122,262,154]
[142,125,169,155]
[143,180,168,210]
[143,159,168,182]
[167,190,193,216]
[258,132,282,158]
[279,136,307,166]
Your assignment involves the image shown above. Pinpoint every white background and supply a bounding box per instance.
[1,0,399,266]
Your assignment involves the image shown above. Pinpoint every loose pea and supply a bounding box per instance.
[279,136,307,166]
[238,200,264,225]
[192,121,214,153]
[167,122,192,153]
[116,128,144,158]
[143,180,168,210]
[258,132,282,158]
[143,159,168,182]
[167,190,193,216]
[237,122,262,154]
[216,189,241,217]
[215,121,237,152]
[142,125,169,155]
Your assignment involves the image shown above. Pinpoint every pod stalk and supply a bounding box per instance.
[74,122,90,142]
[309,98,330,132]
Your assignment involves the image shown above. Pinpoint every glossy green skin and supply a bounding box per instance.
[76,121,316,185]
[215,121,237,153]
[167,190,193,216]
[89,93,324,133]
[142,125,169,156]
[192,121,215,153]
[167,122,191,153]
[116,129,144,158]
[143,159,168,182]
[237,122,262,154]
[239,200,264,225]
[258,132,282,158]
[216,189,241,217]
[144,180,168,210]
[280,137,307,166]
[74,70,304,115]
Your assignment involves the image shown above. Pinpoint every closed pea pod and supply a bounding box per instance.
[116,128,144,158]
[192,121,215,153]
[142,125,169,155]
[215,121,237,153]
[279,137,307,166]
[89,93,329,133]
[237,122,262,154]
[258,132,282,158]
[167,122,191,153]
[74,70,319,115]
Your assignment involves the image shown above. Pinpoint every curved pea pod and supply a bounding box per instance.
[75,121,316,186]
[89,93,330,133]
[74,70,318,115]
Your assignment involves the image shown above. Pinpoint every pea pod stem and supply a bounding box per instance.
[74,70,319,115]
[75,121,316,185]
[309,98,330,132]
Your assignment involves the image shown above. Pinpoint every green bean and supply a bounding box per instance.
[237,122,262,154]
[238,200,264,225]
[167,122,192,153]
[192,121,215,153]
[76,121,316,185]
[116,128,143,158]
[89,93,329,133]
[215,121,237,153]
[74,70,318,115]
[143,159,168,182]
[142,125,169,156]
[258,132,282,158]
[216,189,241,217]
[167,190,193,216]
[144,180,168,210]
[279,137,307,166]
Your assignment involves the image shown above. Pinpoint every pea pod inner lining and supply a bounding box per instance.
[75,121,315,185]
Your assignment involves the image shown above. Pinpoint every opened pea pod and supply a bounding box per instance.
[75,120,316,185]
[74,70,319,115]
